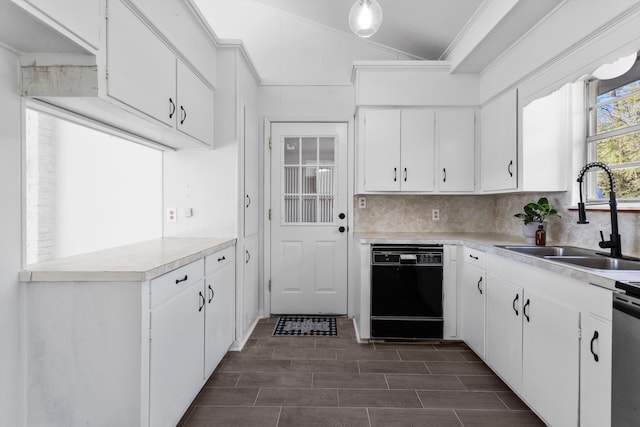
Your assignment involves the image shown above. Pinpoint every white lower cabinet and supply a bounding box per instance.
[150,276,205,427]
[521,289,580,427]
[461,247,486,358]
[24,243,236,427]
[481,253,611,427]
[204,247,236,377]
[486,274,523,390]
[580,314,612,427]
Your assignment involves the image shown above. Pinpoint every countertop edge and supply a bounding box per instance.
[20,238,237,283]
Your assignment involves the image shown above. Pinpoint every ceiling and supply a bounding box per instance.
[253,0,485,60]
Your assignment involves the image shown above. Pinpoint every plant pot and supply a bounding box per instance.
[523,222,547,243]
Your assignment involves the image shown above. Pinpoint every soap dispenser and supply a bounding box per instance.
[535,224,546,246]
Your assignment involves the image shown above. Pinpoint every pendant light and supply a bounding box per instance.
[592,52,637,80]
[349,0,383,38]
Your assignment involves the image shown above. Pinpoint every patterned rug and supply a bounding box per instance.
[273,315,338,336]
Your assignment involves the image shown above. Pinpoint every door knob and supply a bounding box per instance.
[339,226,346,233]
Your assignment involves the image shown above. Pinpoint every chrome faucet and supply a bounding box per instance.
[576,162,622,258]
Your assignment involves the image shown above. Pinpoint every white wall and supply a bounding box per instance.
[53,120,162,258]
[0,46,23,427]
[193,0,413,84]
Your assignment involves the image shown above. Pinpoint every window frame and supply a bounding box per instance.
[585,73,640,204]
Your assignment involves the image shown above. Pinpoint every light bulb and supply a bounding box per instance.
[592,52,637,80]
[349,0,383,38]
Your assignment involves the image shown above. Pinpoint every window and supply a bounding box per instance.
[282,136,336,224]
[25,107,163,265]
[586,56,640,202]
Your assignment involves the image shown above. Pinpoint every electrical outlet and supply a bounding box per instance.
[432,209,440,221]
[167,208,177,223]
[358,197,366,209]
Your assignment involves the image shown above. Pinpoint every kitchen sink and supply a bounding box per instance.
[496,245,640,271]
[544,256,640,271]
[495,245,598,257]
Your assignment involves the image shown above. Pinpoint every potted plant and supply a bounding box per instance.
[514,197,560,242]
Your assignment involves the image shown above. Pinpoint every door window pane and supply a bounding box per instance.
[284,138,300,165]
[281,136,336,224]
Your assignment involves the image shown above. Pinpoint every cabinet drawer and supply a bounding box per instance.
[205,246,234,276]
[464,247,486,269]
[151,258,204,308]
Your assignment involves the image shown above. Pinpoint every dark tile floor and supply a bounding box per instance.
[179,317,545,427]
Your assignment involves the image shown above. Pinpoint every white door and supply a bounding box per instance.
[270,122,348,314]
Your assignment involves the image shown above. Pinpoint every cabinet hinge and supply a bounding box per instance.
[577,327,582,339]
[268,137,272,150]
[268,280,272,292]
[268,209,272,220]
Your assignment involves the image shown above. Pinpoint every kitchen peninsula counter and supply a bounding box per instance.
[19,237,236,282]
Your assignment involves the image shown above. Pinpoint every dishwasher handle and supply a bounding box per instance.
[614,297,640,319]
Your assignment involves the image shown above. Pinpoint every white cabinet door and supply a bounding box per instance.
[481,89,517,192]
[437,110,475,192]
[363,109,401,192]
[243,236,259,329]
[243,100,260,237]
[486,274,523,390]
[401,109,435,192]
[150,279,205,427]
[204,251,235,378]
[580,314,612,427]
[461,262,486,358]
[21,0,100,48]
[522,290,580,427]
[107,0,175,127]
[176,59,214,145]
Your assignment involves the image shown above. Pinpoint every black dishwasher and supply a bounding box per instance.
[371,245,444,340]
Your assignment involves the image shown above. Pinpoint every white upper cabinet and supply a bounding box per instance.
[361,109,436,192]
[401,109,436,192]
[362,109,402,192]
[437,109,475,192]
[107,0,214,146]
[107,0,175,127]
[481,89,517,192]
[176,59,214,145]
[479,83,573,193]
[359,108,472,194]
[12,0,100,50]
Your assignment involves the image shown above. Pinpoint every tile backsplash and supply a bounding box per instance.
[354,193,640,257]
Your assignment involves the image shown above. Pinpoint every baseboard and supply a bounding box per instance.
[229,315,261,352]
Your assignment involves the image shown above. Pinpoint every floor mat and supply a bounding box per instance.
[273,315,338,336]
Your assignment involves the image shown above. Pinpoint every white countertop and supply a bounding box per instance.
[355,231,640,292]
[20,237,236,282]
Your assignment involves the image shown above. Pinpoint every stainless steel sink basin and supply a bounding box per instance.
[544,256,640,271]
[496,245,598,257]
